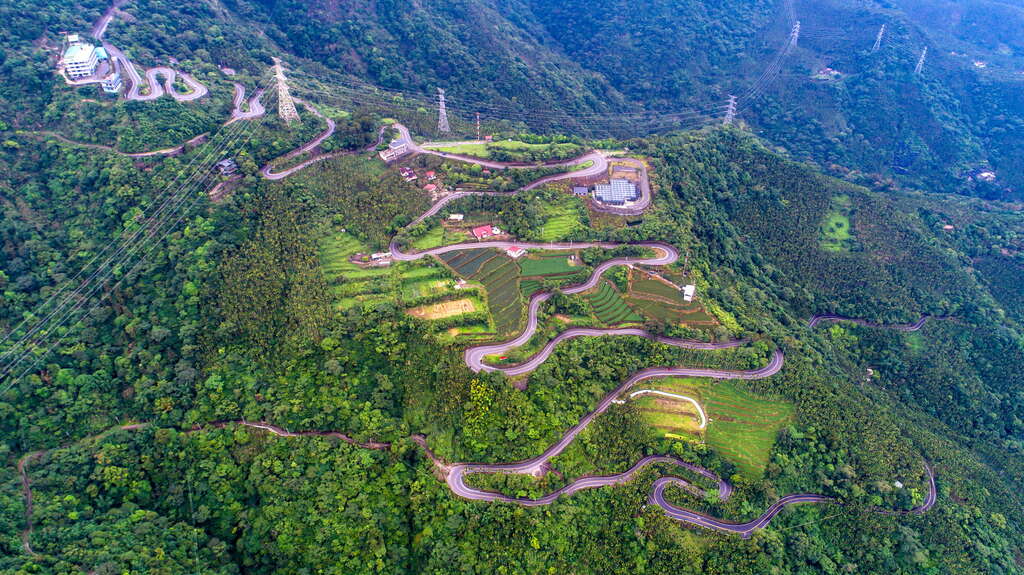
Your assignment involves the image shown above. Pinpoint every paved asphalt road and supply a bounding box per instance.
[227,83,266,124]
[103,43,208,102]
[808,314,930,331]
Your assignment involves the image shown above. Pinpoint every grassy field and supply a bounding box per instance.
[519,253,579,277]
[639,377,794,478]
[423,140,583,162]
[411,225,446,251]
[820,194,855,252]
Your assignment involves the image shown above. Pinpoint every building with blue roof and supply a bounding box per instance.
[63,35,99,79]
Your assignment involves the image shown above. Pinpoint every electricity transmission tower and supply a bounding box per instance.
[872,24,886,52]
[437,88,450,134]
[914,47,928,75]
[788,21,801,52]
[272,58,300,124]
[723,95,737,125]
[476,112,481,140]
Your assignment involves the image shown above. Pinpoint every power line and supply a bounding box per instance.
[0,92,269,386]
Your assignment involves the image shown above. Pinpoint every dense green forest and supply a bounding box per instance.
[0,0,1023,573]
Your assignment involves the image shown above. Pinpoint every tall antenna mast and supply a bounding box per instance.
[872,24,886,52]
[272,57,300,124]
[437,88,450,134]
[914,47,928,75]
[723,95,737,125]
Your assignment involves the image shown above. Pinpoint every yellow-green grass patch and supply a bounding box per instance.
[408,298,478,320]
[639,377,794,479]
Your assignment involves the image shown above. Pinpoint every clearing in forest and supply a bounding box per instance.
[819,194,856,252]
[636,377,794,479]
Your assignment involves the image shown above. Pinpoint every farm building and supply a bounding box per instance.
[215,158,238,175]
[572,186,590,197]
[682,284,696,302]
[472,225,500,240]
[448,213,465,221]
[506,246,527,259]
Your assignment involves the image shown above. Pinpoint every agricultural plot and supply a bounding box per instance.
[519,253,579,277]
[319,230,459,311]
[587,281,643,325]
[408,298,478,320]
[632,278,684,301]
[637,377,794,479]
[440,249,524,335]
[538,202,583,242]
[521,279,543,297]
[440,249,495,277]
[625,271,717,326]
[625,297,716,325]
[474,255,523,334]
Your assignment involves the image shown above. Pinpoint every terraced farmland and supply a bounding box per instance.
[626,271,717,325]
[440,249,495,277]
[625,297,716,325]
[440,249,524,335]
[538,202,584,242]
[632,278,684,300]
[587,281,643,325]
[320,230,459,310]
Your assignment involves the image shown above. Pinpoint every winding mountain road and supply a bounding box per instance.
[808,314,931,331]
[102,44,208,103]
[19,103,938,547]
[372,137,937,535]
[227,83,265,124]
[28,131,208,158]
[89,1,209,103]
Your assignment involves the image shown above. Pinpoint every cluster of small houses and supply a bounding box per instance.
[399,167,443,195]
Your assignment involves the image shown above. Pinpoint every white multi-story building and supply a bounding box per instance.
[100,58,122,94]
[379,139,409,162]
[63,35,99,79]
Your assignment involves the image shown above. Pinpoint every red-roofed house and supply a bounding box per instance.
[472,225,496,240]
[506,246,526,259]
[426,171,437,180]
[424,183,437,192]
